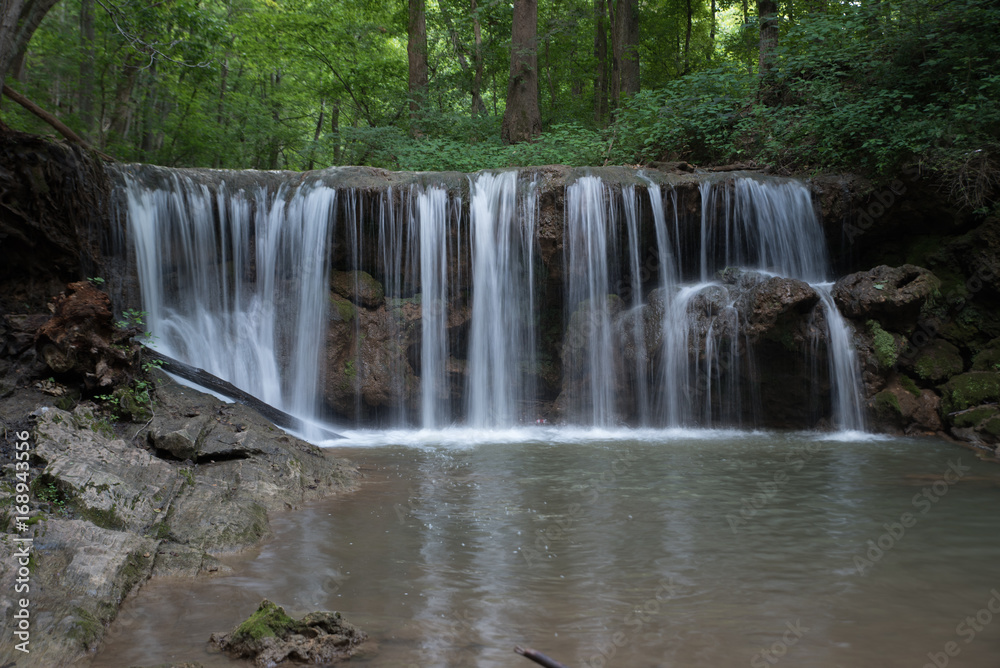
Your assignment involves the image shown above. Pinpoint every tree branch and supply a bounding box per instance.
[2,84,113,160]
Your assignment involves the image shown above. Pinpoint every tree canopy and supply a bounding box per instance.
[2,0,998,208]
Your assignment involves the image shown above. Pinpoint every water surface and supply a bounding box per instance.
[91,430,1000,667]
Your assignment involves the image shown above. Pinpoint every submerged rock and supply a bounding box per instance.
[211,599,367,666]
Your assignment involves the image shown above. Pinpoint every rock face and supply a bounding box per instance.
[34,281,139,390]
[833,264,940,329]
[211,599,367,667]
[0,373,357,667]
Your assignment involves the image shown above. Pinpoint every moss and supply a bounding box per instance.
[898,374,922,398]
[983,417,1000,438]
[868,320,898,368]
[329,294,356,322]
[74,501,126,531]
[344,359,357,380]
[952,406,999,429]
[972,337,1000,371]
[939,371,1000,414]
[911,339,964,382]
[874,390,902,417]
[67,607,103,650]
[233,600,297,643]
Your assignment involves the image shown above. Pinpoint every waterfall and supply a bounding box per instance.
[113,165,865,434]
[122,173,335,434]
[465,172,537,427]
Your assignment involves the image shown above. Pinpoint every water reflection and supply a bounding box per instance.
[91,433,1000,668]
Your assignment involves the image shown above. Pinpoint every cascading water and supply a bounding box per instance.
[122,173,336,436]
[113,165,865,435]
[465,172,538,427]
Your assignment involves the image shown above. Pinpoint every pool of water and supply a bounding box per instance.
[90,430,1000,667]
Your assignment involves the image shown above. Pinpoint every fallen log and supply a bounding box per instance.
[515,646,572,668]
[139,344,343,441]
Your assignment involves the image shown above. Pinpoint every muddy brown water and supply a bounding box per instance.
[90,428,1000,667]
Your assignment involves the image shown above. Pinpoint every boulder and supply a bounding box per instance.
[330,270,384,308]
[868,375,942,434]
[211,599,367,667]
[833,265,940,328]
[971,336,1000,371]
[902,338,964,383]
[938,371,1000,415]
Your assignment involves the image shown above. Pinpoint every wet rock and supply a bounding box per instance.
[971,337,1000,371]
[902,338,964,383]
[832,265,940,329]
[331,270,385,308]
[34,281,138,389]
[949,405,1000,450]
[735,275,818,339]
[938,371,1000,415]
[211,599,367,667]
[868,375,942,434]
[0,519,156,666]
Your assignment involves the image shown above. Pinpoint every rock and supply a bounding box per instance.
[34,281,138,389]
[949,405,1000,450]
[211,599,367,667]
[734,275,818,339]
[938,371,1000,415]
[868,375,942,434]
[331,270,385,308]
[972,337,1000,371]
[0,519,156,666]
[903,338,964,383]
[833,265,940,329]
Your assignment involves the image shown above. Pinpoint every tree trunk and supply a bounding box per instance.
[78,0,95,136]
[330,100,342,163]
[500,0,541,145]
[407,0,429,126]
[709,0,716,62]
[684,0,692,74]
[0,0,61,98]
[757,0,779,102]
[593,0,608,125]
[610,0,639,105]
[472,0,485,115]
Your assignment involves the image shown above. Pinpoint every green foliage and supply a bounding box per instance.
[86,276,105,286]
[868,320,898,369]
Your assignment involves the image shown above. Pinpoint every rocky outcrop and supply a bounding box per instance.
[211,599,367,667]
[833,264,940,329]
[0,372,357,666]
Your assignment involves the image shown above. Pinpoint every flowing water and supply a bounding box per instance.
[91,431,1000,668]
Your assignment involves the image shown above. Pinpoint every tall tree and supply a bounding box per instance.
[500,0,540,144]
[0,0,61,98]
[610,0,638,105]
[593,0,608,125]
[78,0,95,136]
[471,0,485,115]
[407,0,428,124]
[757,0,779,103]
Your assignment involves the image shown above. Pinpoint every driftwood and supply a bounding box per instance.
[515,646,572,668]
[140,344,343,441]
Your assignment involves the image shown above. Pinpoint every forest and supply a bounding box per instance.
[1,0,998,210]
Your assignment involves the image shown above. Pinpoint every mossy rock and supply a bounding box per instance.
[952,406,1000,429]
[972,337,1000,372]
[331,270,384,308]
[939,371,1000,414]
[984,417,1000,438]
[232,600,297,645]
[909,339,963,382]
[898,374,922,397]
[868,320,899,368]
[329,293,357,323]
[873,390,902,417]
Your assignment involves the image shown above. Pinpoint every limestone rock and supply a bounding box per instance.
[330,270,385,308]
[832,265,940,328]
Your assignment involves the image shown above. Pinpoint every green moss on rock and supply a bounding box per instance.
[868,320,898,368]
[939,372,1000,414]
[952,406,999,429]
[912,339,964,382]
[874,390,902,417]
[972,337,1000,371]
[329,294,356,323]
[898,374,922,397]
[233,600,297,643]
